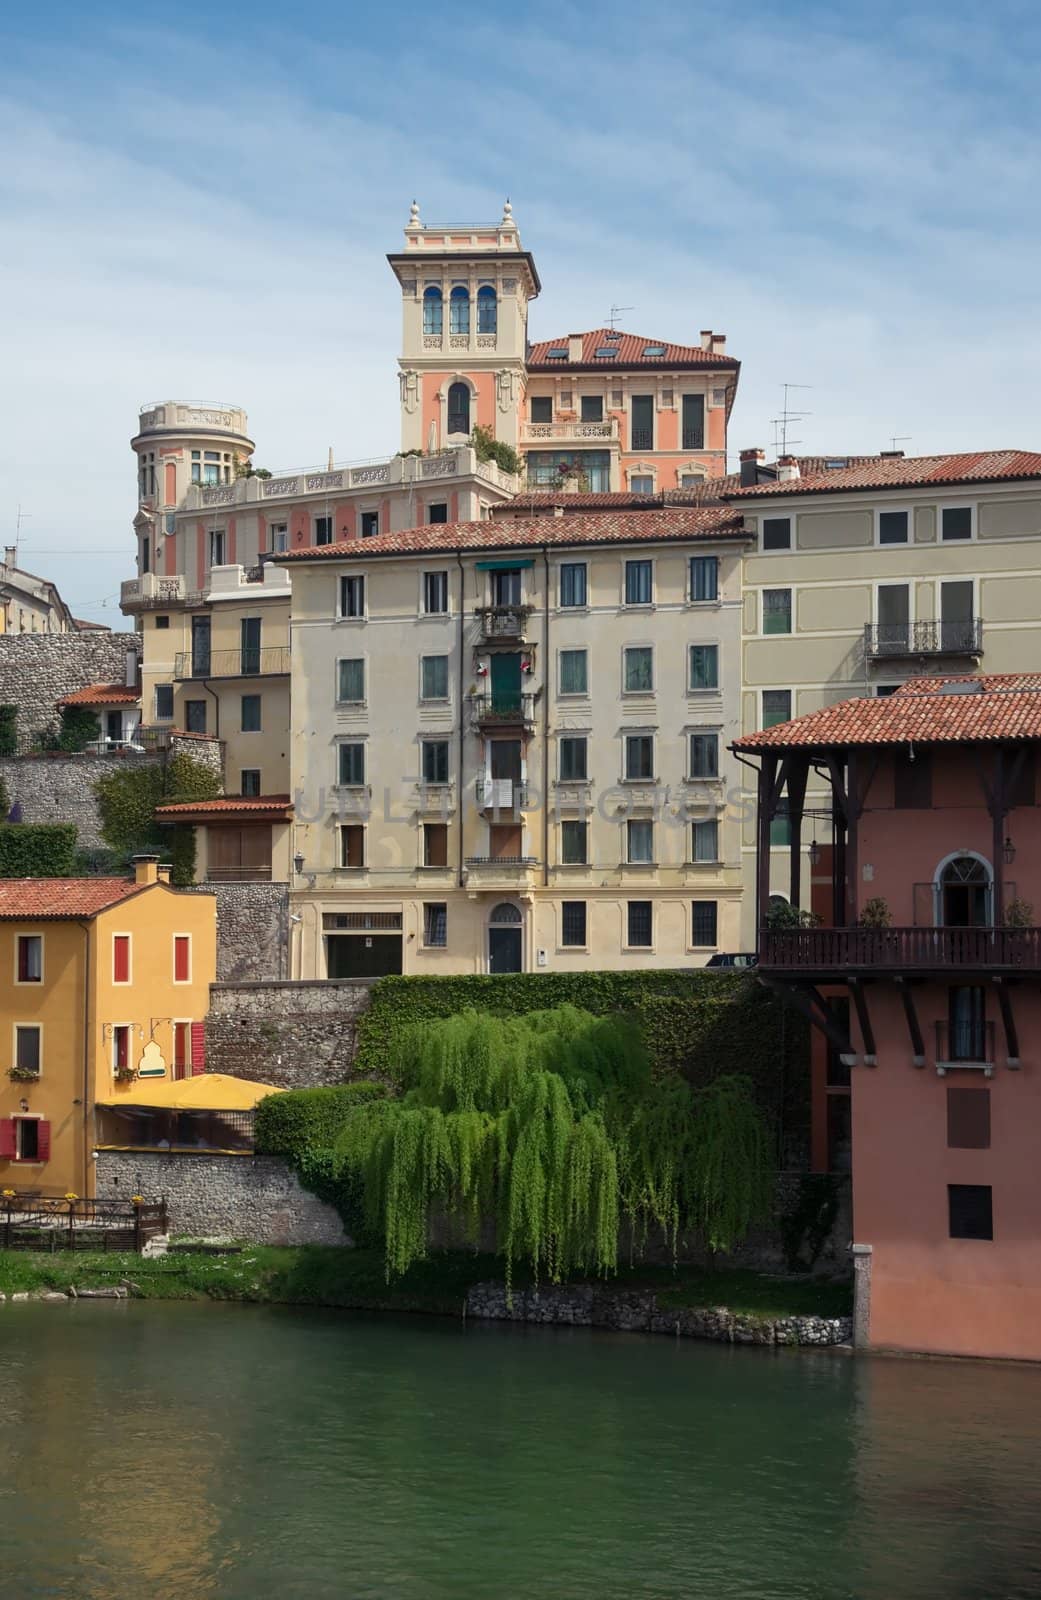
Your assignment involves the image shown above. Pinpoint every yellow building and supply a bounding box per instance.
[0,858,216,1198]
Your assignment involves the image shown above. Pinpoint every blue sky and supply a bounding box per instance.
[2,0,1040,621]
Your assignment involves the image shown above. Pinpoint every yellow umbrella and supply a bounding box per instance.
[96,1073,284,1112]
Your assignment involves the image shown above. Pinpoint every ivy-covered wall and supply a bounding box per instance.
[94,748,222,885]
[0,823,77,877]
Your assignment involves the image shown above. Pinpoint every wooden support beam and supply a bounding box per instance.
[893,976,925,1067]
[991,747,1006,927]
[992,977,1020,1068]
[759,977,856,1061]
[845,749,860,927]
[787,756,809,909]
[755,755,777,937]
[847,976,876,1065]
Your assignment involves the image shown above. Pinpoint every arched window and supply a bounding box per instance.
[489,902,522,925]
[477,285,497,335]
[423,286,442,335]
[937,855,992,927]
[447,382,470,437]
[450,286,470,335]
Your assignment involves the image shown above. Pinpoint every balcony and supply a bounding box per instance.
[475,605,533,641]
[205,865,272,883]
[631,428,654,451]
[760,925,1041,978]
[863,619,983,660]
[174,645,291,680]
[468,692,537,730]
[120,574,186,612]
[519,419,620,445]
[682,430,705,450]
[475,778,529,810]
[463,856,538,888]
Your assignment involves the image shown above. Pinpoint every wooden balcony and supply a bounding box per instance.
[760,925,1041,978]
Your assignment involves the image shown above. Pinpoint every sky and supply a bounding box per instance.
[2,0,1041,623]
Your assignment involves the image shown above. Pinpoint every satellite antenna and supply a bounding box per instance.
[605,305,633,330]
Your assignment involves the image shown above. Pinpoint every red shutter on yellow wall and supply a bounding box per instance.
[36,1121,51,1163]
[113,935,130,983]
[0,1119,15,1160]
[174,936,190,983]
[190,1022,206,1076]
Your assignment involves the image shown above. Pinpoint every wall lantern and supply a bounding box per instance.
[293,852,305,876]
[1003,836,1016,865]
[808,838,821,867]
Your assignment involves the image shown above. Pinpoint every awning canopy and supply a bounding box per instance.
[474,558,535,571]
[96,1073,284,1112]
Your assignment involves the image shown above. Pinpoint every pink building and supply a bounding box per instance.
[739,674,1041,1361]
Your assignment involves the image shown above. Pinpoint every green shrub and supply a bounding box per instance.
[94,751,222,881]
[0,823,78,877]
[470,424,521,476]
[58,705,101,753]
[255,1081,387,1158]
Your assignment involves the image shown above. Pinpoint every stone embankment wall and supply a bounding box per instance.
[464,1282,852,1347]
[0,631,139,743]
[205,979,371,1086]
[95,1150,348,1246]
[0,753,156,847]
[203,884,289,981]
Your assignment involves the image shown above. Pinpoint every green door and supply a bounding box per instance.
[489,654,522,717]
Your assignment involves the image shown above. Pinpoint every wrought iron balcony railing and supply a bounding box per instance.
[475,605,533,640]
[174,645,291,680]
[863,619,983,659]
[468,692,537,727]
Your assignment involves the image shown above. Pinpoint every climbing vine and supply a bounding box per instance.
[94,750,221,884]
[321,1006,774,1286]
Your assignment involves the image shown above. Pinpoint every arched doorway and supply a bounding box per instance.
[937,854,992,927]
[488,902,522,974]
[447,381,471,437]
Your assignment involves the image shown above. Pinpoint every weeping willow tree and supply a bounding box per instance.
[331,1005,773,1285]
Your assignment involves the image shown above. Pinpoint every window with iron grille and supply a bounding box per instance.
[422,740,449,784]
[627,900,653,947]
[323,912,402,930]
[338,743,365,786]
[691,901,718,947]
[559,736,587,781]
[560,820,588,864]
[240,769,261,798]
[155,684,174,721]
[690,556,718,602]
[339,575,365,618]
[561,901,587,947]
[689,732,719,778]
[624,560,652,605]
[948,1184,992,1240]
[337,658,365,703]
[424,902,448,946]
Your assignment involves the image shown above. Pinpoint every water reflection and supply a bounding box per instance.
[0,1304,1039,1599]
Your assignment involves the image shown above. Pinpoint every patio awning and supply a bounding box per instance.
[96,1073,284,1112]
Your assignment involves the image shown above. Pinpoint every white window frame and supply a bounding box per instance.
[874,505,912,547]
[172,933,192,986]
[269,522,289,554]
[622,557,655,608]
[939,503,976,543]
[13,932,44,986]
[421,570,450,616]
[760,515,792,552]
[420,654,450,702]
[338,573,366,621]
[761,586,793,635]
[335,656,366,706]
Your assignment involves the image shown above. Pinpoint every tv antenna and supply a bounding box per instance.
[605,304,633,330]
[888,435,911,453]
[11,505,31,563]
[770,383,813,457]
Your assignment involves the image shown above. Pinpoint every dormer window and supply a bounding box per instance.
[477,286,497,335]
[547,347,568,359]
[423,286,442,335]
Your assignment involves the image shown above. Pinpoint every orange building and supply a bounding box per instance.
[738,675,1041,1361]
[0,858,216,1198]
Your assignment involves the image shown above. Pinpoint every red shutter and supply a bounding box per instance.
[174,936,190,983]
[0,1118,15,1160]
[190,1022,206,1076]
[113,935,130,983]
[36,1121,51,1163]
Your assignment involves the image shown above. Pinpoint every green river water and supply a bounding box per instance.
[1,1301,1040,1599]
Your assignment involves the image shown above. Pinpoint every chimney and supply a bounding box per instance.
[131,853,160,886]
[3,547,15,568]
[553,505,565,517]
[156,862,172,884]
[777,455,800,483]
[568,334,584,363]
[879,449,905,459]
[125,650,140,689]
[739,447,765,488]
[700,330,712,351]
[710,333,726,354]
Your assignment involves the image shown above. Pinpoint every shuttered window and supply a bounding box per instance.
[190,1022,206,1076]
[173,936,191,983]
[173,1022,190,1081]
[113,935,131,984]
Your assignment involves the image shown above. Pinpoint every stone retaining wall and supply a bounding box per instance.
[464,1282,852,1347]
[0,631,139,744]
[95,1150,348,1246]
[203,884,289,981]
[205,979,371,1086]
[0,753,160,847]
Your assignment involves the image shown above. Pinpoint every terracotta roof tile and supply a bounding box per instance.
[729,450,1041,498]
[58,683,140,707]
[155,794,293,819]
[527,329,739,370]
[278,508,749,563]
[734,674,1041,751]
[492,492,663,513]
[0,878,143,919]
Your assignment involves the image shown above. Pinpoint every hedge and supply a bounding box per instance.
[350,970,809,1154]
[255,1081,388,1242]
[0,822,78,877]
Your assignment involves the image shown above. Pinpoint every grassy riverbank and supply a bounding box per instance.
[0,1246,852,1321]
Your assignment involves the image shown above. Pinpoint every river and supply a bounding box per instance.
[1,1301,1040,1599]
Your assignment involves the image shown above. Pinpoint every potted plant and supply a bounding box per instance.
[1004,898,1034,928]
[858,897,892,928]
[764,901,821,930]
[8,1065,39,1083]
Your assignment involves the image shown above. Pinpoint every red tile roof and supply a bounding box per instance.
[734,675,1041,751]
[278,508,750,563]
[527,329,739,370]
[729,450,1041,498]
[155,794,293,820]
[493,492,663,513]
[58,683,139,707]
[0,878,144,919]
